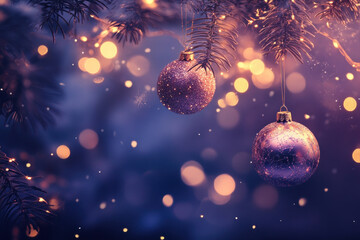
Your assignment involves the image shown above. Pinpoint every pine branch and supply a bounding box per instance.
[188,0,238,72]
[0,150,51,233]
[316,0,360,24]
[258,0,314,63]
[29,0,107,40]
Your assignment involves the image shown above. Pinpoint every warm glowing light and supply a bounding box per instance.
[217,99,226,108]
[208,188,231,205]
[237,61,249,70]
[346,73,354,80]
[214,174,236,196]
[298,197,307,207]
[249,59,265,75]
[304,114,310,119]
[252,68,274,89]
[39,197,46,203]
[343,97,357,112]
[286,72,306,93]
[80,36,88,42]
[49,198,60,210]
[352,148,360,163]
[123,228,128,233]
[180,161,206,186]
[126,55,150,77]
[234,77,249,93]
[84,58,101,74]
[162,194,173,207]
[78,57,88,72]
[324,188,329,192]
[79,129,99,150]
[100,41,118,59]
[100,202,107,209]
[93,77,105,84]
[131,140,137,148]
[26,163,31,168]
[225,92,239,106]
[56,145,70,159]
[26,224,39,238]
[200,214,204,218]
[160,236,165,240]
[9,158,15,162]
[125,80,133,88]
[38,45,48,56]
[75,234,80,239]
[94,43,100,48]
[26,176,32,180]
[252,225,256,230]
[143,0,157,8]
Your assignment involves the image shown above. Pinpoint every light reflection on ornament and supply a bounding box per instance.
[343,97,357,112]
[214,174,236,196]
[286,72,306,93]
[56,145,70,159]
[126,55,150,77]
[79,129,99,150]
[234,77,249,93]
[180,161,206,187]
[252,68,274,89]
[100,41,118,59]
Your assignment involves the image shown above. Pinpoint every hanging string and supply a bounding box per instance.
[180,2,186,48]
[280,56,288,112]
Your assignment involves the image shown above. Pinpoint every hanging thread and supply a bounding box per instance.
[280,56,288,112]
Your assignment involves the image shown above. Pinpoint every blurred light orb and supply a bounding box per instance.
[78,57,88,72]
[249,59,265,75]
[93,77,104,84]
[75,234,80,238]
[123,228,128,233]
[286,72,306,93]
[79,129,99,150]
[225,92,239,106]
[180,161,206,186]
[217,99,226,108]
[343,97,357,112]
[56,145,70,159]
[298,197,307,207]
[100,41,118,59]
[208,188,231,205]
[162,194,174,207]
[131,140,138,148]
[234,77,249,93]
[125,80,133,88]
[237,61,249,70]
[201,147,217,160]
[216,107,240,129]
[80,36,88,42]
[26,224,39,238]
[346,73,354,80]
[214,174,236,196]
[126,55,150,77]
[49,198,60,210]
[99,202,107,209]
[253,185,278,209]
[252,68,274,89]
[352,148,360,163]
[37,45,48,56]
[84,58,101,75]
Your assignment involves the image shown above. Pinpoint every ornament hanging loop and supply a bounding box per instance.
[279,55,288,112]
[280,105,288,112]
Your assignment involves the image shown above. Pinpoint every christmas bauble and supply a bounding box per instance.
[157,51,216,114]
[252,111,320,186]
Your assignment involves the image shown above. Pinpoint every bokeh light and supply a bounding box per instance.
[126,55,150,77]
[225,92,239,106]
[208,188,231,205]
[253,185,278,209]
[125,80,133,88]
[346,73,354,80]
[49,198,60,210]
[352,148,360,163]
[162,194,174,207]
[78,57,88,72]
[298,197,307,207]
[84,58,101,74]
[214,174,236,196]
[249,59,265,75]
[217,99,226,108]
[180,161,206,187]
[286,72,306,93]
[252,68,274,89]
[26,224,39,238]
[216,107,240,129]
[100,41,118,59]
[79,129,99,150]
[343,97,357,112]
[56,145,70,159]
[38,45,48,56]
[234,77,249,93]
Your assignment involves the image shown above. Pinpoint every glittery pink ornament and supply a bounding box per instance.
[252,111,320,187]
[157,51,216,114]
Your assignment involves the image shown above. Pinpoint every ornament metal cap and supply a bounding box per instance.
[276,111,292,122]
[179,51,194,61]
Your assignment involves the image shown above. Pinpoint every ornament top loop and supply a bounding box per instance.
[276,111,292,122]
[179,51,194,61]
[280,105,288,112]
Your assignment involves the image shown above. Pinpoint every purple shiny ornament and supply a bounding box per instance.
[157,51,216,114]
[252,111,320,187]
